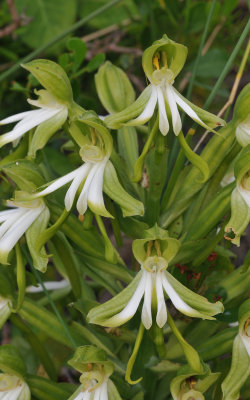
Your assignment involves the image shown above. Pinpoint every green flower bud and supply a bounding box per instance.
[142,34,188,84]
[95,61,135,113]
[22,59,73,104]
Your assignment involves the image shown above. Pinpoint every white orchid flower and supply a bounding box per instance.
[32,144,111,217]
[0,374,30,400]
[88,255,223,330]
[0,90,68,149]
[0,297,12,328]
[0,197,47,264]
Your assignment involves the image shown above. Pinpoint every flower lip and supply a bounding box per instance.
[143,256,168,273]
[151,68,175,86]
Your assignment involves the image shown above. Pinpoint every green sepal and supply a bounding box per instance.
[2,159,45,191]
[103,161,144,217]
[22,59,73,103]
[233,83,250,123]
[170,364,220,400]
[234,144,250,183]
[95,61,135,113]
[68,345,113,376]
[26,205,50,272]
[132,225,180,264]
[0,136,29,167]
[87,272,142,327]
[173,88,226,131]
[0,344,27,378]
[28,107,68,157]
[104,85,152,129]
[107,379,123,400]
[142,34,188,83]
[221,334,250,400]
[165,271,224,319]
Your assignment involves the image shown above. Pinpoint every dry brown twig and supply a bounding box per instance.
[0,0,30,39]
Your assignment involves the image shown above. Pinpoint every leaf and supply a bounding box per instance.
[86,53,106,72]
[67,37,87,72]
[15,0,77,49]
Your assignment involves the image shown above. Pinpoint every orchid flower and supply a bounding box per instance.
[88,228,223,330]
[72,379,109,400]
[0,374,30,400]
[32,142,144,218]
[104,35,225,136]
[0,90,68,151]
[0,197,48,264]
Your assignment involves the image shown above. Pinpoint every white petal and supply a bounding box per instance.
[36,166,83,197]
[26,279,69,293]
[157,86,169,135]
[173,92,203,124]
[165,85,182,135]
[104,271,147,326]
[0,209,26,239]
[87,161,107,213]
[141,271,153,329]
[0,108,60,147]
[0,110,35,124]
[161,273,203,317]
[0,208,21,222]
[0,208,42,255]
[76,163,100,215]
[129,85,157,124]
[155,272,167,328]
[64,164,91,211]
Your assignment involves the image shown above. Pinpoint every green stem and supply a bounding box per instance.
[133,116,159,182]
[125,322,145,385]
[12,244,26,312]
[23,248,77,348]
[0,0,123,82]
[204,19,250,109]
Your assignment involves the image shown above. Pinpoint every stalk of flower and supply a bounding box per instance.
[105,35,225,136]
[0,373,30,400]
[88,227,224,329]
[0,195,49,265]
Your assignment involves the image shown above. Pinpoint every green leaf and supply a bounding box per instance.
[67,37,87,72]
[0,344,27,378]
[2,159,45,191]
[15,0,77,50]
[86,53,105,72]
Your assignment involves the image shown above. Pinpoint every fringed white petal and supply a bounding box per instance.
[161,273,203,317]
[173,92,203,124]
[0,209,21,221]
[64,164,91,211]
[97,381,108,400]
[129,85,158,125]
[157,86,169,135]
[35,166,83,197]
[104,271,147,326]
[141,271,153,329]
[155,272,167,328]
[165,85,182,135]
